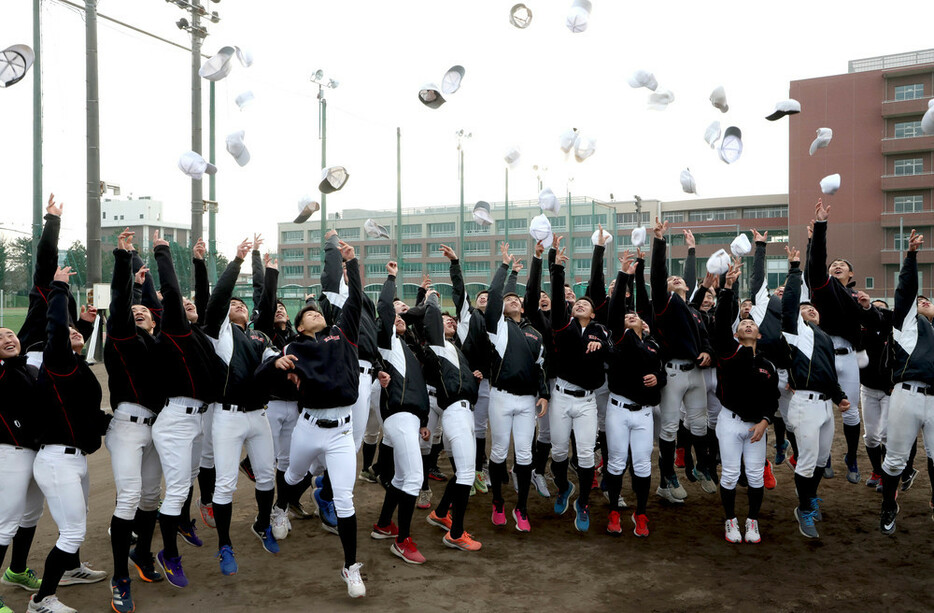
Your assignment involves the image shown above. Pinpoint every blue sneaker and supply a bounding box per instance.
[810,497,823,522]
[110,577,134,613]
[573,499,590,532]
[216,545,238,576]
[178,519,203,547]
[794,507,820,539]
[315,475,324,489]
[252,521,280,555]
[313,488,338,528]
[554,482,576,515]
[774,440,788,466]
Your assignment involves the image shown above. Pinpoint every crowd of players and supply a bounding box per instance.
[0,195,931,613]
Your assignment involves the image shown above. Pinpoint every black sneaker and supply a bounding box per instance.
[239,457,256,482]
[428,466,448,482]
[129,548,164,583]
[900,469,918,492]
[880,505,898,536]
[111,577,134,613]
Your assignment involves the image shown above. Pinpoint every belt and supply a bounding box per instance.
[41,444,86,456]
[555,383,592,398]
[302,412,350,428]
[221,403,248,413]
[902,382,933,395]
[666,361,695,372]
[798,391,827,401]
[165,398,208,414]
[114,412,155,426]
[834,347,852,356]
[359,366,376,377]
[610,397,642,411]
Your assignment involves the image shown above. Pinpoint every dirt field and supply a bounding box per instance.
[3,364,933,613]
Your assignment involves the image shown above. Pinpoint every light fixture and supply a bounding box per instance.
[210,11,220,23]
[176,17,189,29]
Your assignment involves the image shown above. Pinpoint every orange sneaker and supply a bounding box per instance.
[763,460,777,490]
[606,510,622,535]
[426,510,452,531]
[443,531,482,551]
[390,537,426,565]
[632,513,649,537]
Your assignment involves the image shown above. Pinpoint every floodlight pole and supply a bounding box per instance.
[189,0,203,250]
[504,167,509,243]
[208,80,217,282]
[320,91,327,253]
[86,0,101,284]
[31,0,42,282]
[397,127,403,269]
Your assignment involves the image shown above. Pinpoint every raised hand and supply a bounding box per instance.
[253,233,264,252]
[236,237,252,260]
[53,266,76,284]
[534,240,544,258]
[339,240,356,261]
[440,244,457,260]
[785,245,800,263]
[386,260,398,276]
[500,241,511,265]
[153,230,169,249]
[702,271,718,288]
[619,250,634,274]
[636,247,645,261]
[512,258,524,273]
[421,273,432,290]
[192,237,206,260]
[653,217,669,240]
[807,220,814,240]
[134,265,150,286]
[725,261,742,288]
[596,223,607,247]
[751,228,768,243]
[117,228,134,251]
[683,228,695,249]
[815,198,830,222]
[908,228,924,252]
[325,229,338,241]
[46,193,63,217]
[553,235,563,251]
[555,247,569,267]
[80,305,98,322]
[268,257,279,271]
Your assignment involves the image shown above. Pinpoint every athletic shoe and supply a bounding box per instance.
[531,470,552,498]
[744,518,761,543]
[866,472,882,488]
[810,497,823,522]
[513,508,531,532]
[252,522,280,555]
[573,499,590,532]
[271,506,291,540]
[787,455,797,470]
[358,467,379,483]
[668,475,688,500]
[901,468,919,492]
[428,466,448,482]
[632,513,649,537]
[27,594,76,613]
[178,519,203,547]
[763,461,777,490]
[390,537,426,565]
[313,488,338,528]
[880,505,898,536]
[697,470,717,494]
[416,489,432,510]
[341,562,366,598]
[110,577,134,613]
[822,458,834,479]
[774,440,788,465]
[288,501,314,520]
[724,517,742,543]
[59,561,106,585]
[795,507,820,539]
[845,455,861,484]
[443,531,482,551]
[155,551,187,589]
[199,498,216,529]
[2,567,41,591]
[674,447,685,468]
[239,457,256,482]
[315,475,324,489]
[426,511,452,531]
[603,490,628,508]
[491,501,507,526]
[685,464,699,483]
[473,470,489,494]
[0,594,10,613]
[655,484,684,504]
[606,510,622,535]
[554,482,576,515]
[128,549,162,583]
[469,484,476,497]
[371,521,399,539]
[216,545,238,576]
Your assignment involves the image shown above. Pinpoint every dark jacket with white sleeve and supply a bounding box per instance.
[890,250,934,386]
[423,292,478,410]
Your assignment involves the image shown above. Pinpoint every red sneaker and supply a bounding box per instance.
[632,513,649,537]
[675,447,686,469]
[390,537,426,565]
[512,508,531,532]
[491,502,507,526]
[763,460,777,490]
[606,510,622,535]
[370,522,398,540]
[788,455,797,470]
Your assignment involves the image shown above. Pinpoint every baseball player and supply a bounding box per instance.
[860,299,893,489]
[548,243,609,533]
[709,264,779,544]
[781,246,850,539]
[29,266,111,613]
[261,239,366,598]
[879,230,933,535]
[484,244,549,532]
[585,228,612,489]
[104,230,165,612]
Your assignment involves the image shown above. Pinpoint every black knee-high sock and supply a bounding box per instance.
[0,544,6,570]
[9,525,37,573]
[787,431,799,460]
[293,472,313,503]
[213,502,233,548]
[534,441,551,475]
[274,469,288,508]
[254,488,274,531]
[429,442,443,470]
[475,438,486,472]
[133,509,157,559]
[706,427,719,470]
[794,474,812,512]
[396,491,417,542]
[693,433,709,474]
[577,465,595,507]
[361,442,378,471]
[158,513,180,559]
[514,463,532,514]
[659,438,676,480]
[376,442,392,482]
[489,460,507,506]
[436,478,457,517]
[180,486,194,525]
[881,470,900,510]
[198,466,216,506]
[569,431,578,467]
[676,420,690,451]
[808,467,824,505]
[866,445,883,475]
[449,484,471,539]
[773,417,786,450]
[904,439,918,477]
[321,471,333,501]
[748,486,764,519]
[720,486,736,518]
[35,546,72,602]
[110,516,134,579]
[552,458,570,494]
[928,457,934,502]
[337,515,357,568]
[604,471,623,513]
[377,486,400,528]
[843,423,861,465]
[421,454,431,490]
[632,474,650,514]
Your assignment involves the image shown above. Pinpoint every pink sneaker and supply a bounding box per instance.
[491,502,507,526]
[512,508,531,532]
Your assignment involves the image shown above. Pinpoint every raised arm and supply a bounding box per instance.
[484,260,510,335]
[43,268,78,372]
[191,239,210,323]
[893,230,923,332]
[204,238,250,338]
[107,232,136,337]
[607,269,629,338]
[423,291,445,349]
[251,238,264,318]
[650,218,672,310]
[377,262,398,350]
[446,244,470,317]
[807,200,830,289]
[253,257,279,337]
[782,247,802,335]
[523,242,544,322]
[683,229,697,291]
[714,266,742,355]
[587,230,608,320]
[153,235,189,334]
[550,247,570,327]
[336,241,362,345]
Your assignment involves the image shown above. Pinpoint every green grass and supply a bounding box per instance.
[0,307,27,333]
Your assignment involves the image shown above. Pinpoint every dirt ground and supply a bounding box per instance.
[3,364,933,613]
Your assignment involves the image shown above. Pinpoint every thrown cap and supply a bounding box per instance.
[566,0,592,33]
[364,219,390,239]
[538,187,561,214]
[765,99,801,121]
[710,86,729,113]
[809,127,833,156]
[718,126,743,165]
[704,121,721,149]
[707,249,731,275]
[235,46,253,68]
[627,69,658,91]
[199,46,236,81]
[0,44,34,88]
[559,128,579,154]
[504,146,521,168]
[225,130,250,167]
[294,197,320,223]
[730,233,752,257]
[820,173,841,195]
[647,89,675,110]
[921,99,934,135]
[235,90,255,110]
[680,168,697,194]
[591,227,612,246]
[529,214,554,249]
[441,65,465,95]
[631,226,647,248]
[473,201,494,226]
[418,84,445,109]
[319,166,350,194]
[178,151,217,180]
[509,3,533,28]
[574,134,597,163]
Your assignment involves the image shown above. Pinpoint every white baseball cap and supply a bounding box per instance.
[591,227,612,246]
[199,46,236,81]
[509,3,533,28]
[294,197,320,223]
[705,121,721,149]
[418,84,445,109]
[820,173,841,195]
[680,168,697,194]
[504,146,521,169]
[631,227,647,248]
[225,130,250,167]
[529,214,554,249]
[473,201,494,226]
[0,44,35,88]
[559,128,579,154]
[707,249,731,275]
[574,134,597,163]
[566,0,592,33]
[178,151,217,180]
[320,166,350,194]
[765,99,801,121]
[648,89,675,110]
[809,127,833,156]
[718,126,743,165]
[441,65,465,96]
[730,233,752,257]
[364,219,390,239]
[627,69,658,91]
[710,86,729,113]
[235,47,253,68]
[539,187,560,214]
[235,91,255,110]
[923,99,934,135]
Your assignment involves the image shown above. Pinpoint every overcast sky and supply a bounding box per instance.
[2,1,933,256]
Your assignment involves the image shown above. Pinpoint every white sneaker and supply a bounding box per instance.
[271,506,292,540]
[199,498,216,529]
[341,562,366,598]
[531,470,552,498]
[59,561,107,585]
[416,489,432,510]
[724,518,742,543]
[29,594,77,613]
[603,490,628,508]
[744,518,761,543]
[656,485,684,504]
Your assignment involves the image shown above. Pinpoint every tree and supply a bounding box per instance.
[64,240,88,289]
[0,237,7,292]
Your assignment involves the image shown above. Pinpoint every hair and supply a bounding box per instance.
[294,303,320,328]
[830,258,853,272]
[476,290,489,298]
[871,299,889,308]
[740,298,752,305]
[230,297,246,306]
[575,295,596,310]
[918,295,930,303]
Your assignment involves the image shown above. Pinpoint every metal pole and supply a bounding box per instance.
[190,1,203,249]
[397,127,403,269]
[320,93,327,255]
[504,167,509,243]
[32,0,42,281]
[208,80,217,282]
[86,0,101,285]
[459,147,465,256]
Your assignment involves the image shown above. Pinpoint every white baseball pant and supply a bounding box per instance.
[382,412,424,496]
[659,360,708,440]
[212,407,276,505]
[882,383,934,475]
[595,376,609,433]
[105,403,161,521]
[716,408,766,489]
[421,393,444,455]
[776,368,794,431]
[536,379,555,445]
[286,409,356,518]
[266,399,299,472]
[196,403,216,471]
[549,379,598,469]
[488,387,536,466]
[442,400,476,486]
[0,445,40,546]
[352,362,376,452]
[33,445,89,554]
[152,397,205,516]
[787,391,834,479]
[860,386,890,449]
[604,394,654,478]
[474,379,491,438]
[831,337,861,427]
[704,368,723,429]
[362,378,383,446]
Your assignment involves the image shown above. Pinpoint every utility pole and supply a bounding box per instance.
[208,80,217,282]
[397,127,403,269]
[31,0,42,282]
[311,70,338,255]
[86,0,101,284]
[456,129,471,257]
[190,0,203,249]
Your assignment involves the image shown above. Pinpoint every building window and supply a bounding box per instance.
[282,265,304,278]
[463,221,490,235]
[572,214,607,231]
[464,240,490,256]
[688,209,738,222]
[281,248,304,261]
[894,158,923,176]
[766,257,787,290]
[402,263,422,277]
[307,247,320,259]
[894,121,923,139]
[102,212,106,219]
[894,84,924,101]
[508,239,527,252]
[617,211,651,226]
[665,212,685,223]
[307,229,321,243]
[163,233,174,243]
[894,195,923,213]
[548,216,567,230]
[364,264,386,276]
[744,206,788,219]
[865,277,874,289]
[428,222,456,237]
[308,265,321,276]
[695,232,738,245]
[402,243,422,256]
[572,236,593,253]
[337,227,360,240]
[366,244,391,258]
[281,230,304,244]
[401,224,422,238]
[462,261,491,275]
[140,214,144,219]
[495,218,527,234]
[427,262,447,275]
[573,258,591,274]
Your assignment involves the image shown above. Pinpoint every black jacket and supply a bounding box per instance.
[451,259,492,377]
[523,254,555,377]
[586,244,610,326]
[550,261,609,390]
[423,293,478,410]
[0,356,41,449]
[860,307,894,392]
[748,240,791,369]
[890,251,934,386]
[650,237,712,362]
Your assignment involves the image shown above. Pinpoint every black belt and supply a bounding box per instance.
[129,415,155,426]
[834,347,852,356]
[41,444,86,456]
[302,413,350,428]
[165,399,208,414]
[902,382,933,395]
[359,366,376,377]
[799,391,827,401]
[610,397,642,411]
[221,403,248,413]
[667,361,695,371]
[555,384,591,398]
